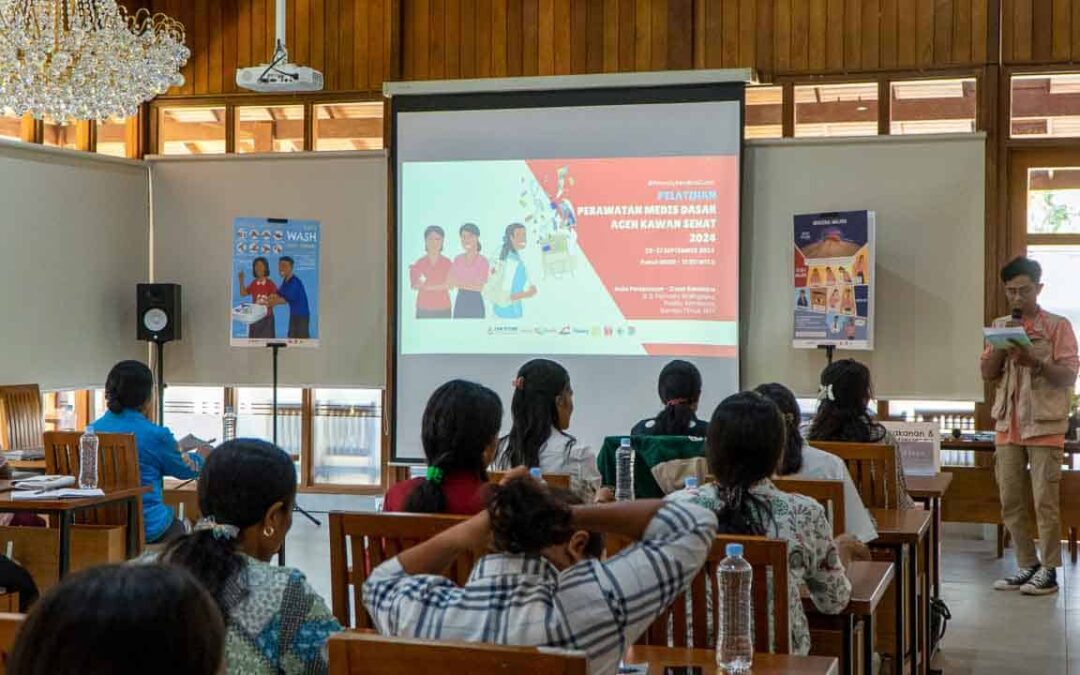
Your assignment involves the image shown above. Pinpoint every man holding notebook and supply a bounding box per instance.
[981,256,1078,595]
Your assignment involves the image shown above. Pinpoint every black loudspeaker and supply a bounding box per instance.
[136,283,182,343]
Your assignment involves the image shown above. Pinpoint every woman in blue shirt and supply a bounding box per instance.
[93,361,208,544]
[492,223,537,319]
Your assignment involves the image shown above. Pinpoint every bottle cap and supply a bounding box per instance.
[84,425,94,435]
[529,467,543,480]
[684,476,698,489]
[725,543,743,557]
[620,437,631,447]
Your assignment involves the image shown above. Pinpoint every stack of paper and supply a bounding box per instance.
[13,475,75,491]
[11,488,105,501]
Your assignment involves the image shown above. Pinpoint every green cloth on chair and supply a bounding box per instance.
[597,435,706,499]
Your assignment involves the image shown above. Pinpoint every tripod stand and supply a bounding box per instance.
[268,342,321,528]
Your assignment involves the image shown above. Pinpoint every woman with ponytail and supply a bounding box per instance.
[493,359,601,500]
[163,439,340,674]
[632,360,709,436]
[666,391,851,655]
[806,359,915,509]
[384,380,503,515]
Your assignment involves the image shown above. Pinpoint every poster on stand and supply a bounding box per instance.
[881,421,941,477]
[792,210,875,350]
[231,217,320,348]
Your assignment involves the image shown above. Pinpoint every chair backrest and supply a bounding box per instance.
[606,533,790,654]
[327,632,588,675]
[487,470,571,490]
[0,385,42,451]
[43,431,143,547]
[811,441,898,510]
[329,511,473,629]
[0,612,24,674]
[772,477,846,537]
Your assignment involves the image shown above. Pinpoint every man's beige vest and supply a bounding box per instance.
[990,310,1072,439]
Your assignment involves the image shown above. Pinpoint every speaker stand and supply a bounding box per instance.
[267,342,321,535]
[153,340,166,424]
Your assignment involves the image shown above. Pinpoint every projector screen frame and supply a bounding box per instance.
[386,78,747,464]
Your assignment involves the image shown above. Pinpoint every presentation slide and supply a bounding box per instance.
[391,89,743,461]
[399,155,738,357]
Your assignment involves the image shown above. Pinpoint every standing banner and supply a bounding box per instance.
[792,210,875,349]
[231,217,320,348]
[881,421,941,477]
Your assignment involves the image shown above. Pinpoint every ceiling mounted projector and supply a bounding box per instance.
[236,0,323,93]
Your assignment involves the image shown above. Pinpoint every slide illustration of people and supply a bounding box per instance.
[492,222,537,319]
[237,256,277,339]
[839,266,852,283]
[809,268,822,286]
[828,288,841,311]
[272,256,311,339]
[409,226,453,319]
[841,287,855,315]
[844,318,857,340]
[825,266,836,285]
[854,253,868,284]
[449,223,489,319]
[797,289,809,308]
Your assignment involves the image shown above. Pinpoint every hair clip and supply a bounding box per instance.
[194,516,240,541]
[818,384,835,402]
[426,465,444,485]
[665,398,690,407]
[511,377,525,391]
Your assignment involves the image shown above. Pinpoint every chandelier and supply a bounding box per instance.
[0,1,190,121]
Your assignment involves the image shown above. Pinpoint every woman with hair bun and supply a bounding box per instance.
[632,360,709,437]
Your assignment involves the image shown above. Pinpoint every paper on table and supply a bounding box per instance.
[13,475,75,490]
[11,488,105,500]
[984,326,1032,350]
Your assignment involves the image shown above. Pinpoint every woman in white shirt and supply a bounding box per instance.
[492,358,601,499]
[756,383,878,543]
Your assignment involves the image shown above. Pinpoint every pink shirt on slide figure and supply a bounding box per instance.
[451,253,490,289]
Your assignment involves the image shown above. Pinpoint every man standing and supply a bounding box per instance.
[273,256,311,340]
[981,256,1078,595]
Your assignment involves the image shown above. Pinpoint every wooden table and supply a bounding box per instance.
[163,477,200,522]
[0,483,149,577]
[870,509,931,675]
[804,561,895,675]
[905,473,953,599]
[624,645,838,675]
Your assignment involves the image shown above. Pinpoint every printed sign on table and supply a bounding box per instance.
[881,421,940,477]
[231,217,320,348]
[792,210,875,350]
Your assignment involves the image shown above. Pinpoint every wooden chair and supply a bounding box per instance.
[487,470,571,490]
[0,386,42,451]
[329,511,473,629]
[606,533,791,654]
[327,632,588,675]
[812,442,900,510]
[773,477,847,537]
[42,431,144,550]
[0,612,24,675]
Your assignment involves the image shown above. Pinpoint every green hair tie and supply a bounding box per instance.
[426,466,444,485]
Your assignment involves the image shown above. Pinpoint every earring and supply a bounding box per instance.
[262,525,275,538]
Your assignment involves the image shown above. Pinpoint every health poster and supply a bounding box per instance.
[792,210,875,350]
[231,217,320,348]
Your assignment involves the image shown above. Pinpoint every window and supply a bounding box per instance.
[1011,74,1080,138]
[236,387,303,467]
[794,83,878,138]
[1027,167,1080,234]
[97,117,131,158]
[745,86,782,139]
[235,105,305,154]
[158,106,226,155]
[890,79,977,135]
[311,388,382,486]
[42,116,77,149]
[314,102,383,151]
[0,110,20,142]
[163,386,225,442]
[887,400,976,433]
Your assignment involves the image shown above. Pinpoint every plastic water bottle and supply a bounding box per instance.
[529,467,544,483]
[78,426,99,490]
[684,476,700,495]
[222,406,237,442]
[717,543,753,672]
[59,405,76,431]
[614,438,634,501]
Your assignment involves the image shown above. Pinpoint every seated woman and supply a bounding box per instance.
[666,391,852,656]
[163,439,341,674]
[756,382,878,543]
[8,564,224,675]
[492,359,601,500]
[92,361,207,544]
[384,379,502,514]
[631,359,710,437]
[805,359,916,510]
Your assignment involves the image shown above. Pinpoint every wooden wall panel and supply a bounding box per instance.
[1003,0,1080,64]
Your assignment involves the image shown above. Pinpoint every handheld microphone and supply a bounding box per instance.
[1011,308,1023,322]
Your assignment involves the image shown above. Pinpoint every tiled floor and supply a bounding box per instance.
[284,509,1077,674]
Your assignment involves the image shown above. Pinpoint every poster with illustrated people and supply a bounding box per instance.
[792,210,875,349]
[231,217,320,348]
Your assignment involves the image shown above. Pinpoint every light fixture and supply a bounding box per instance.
[0,1,190,121]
